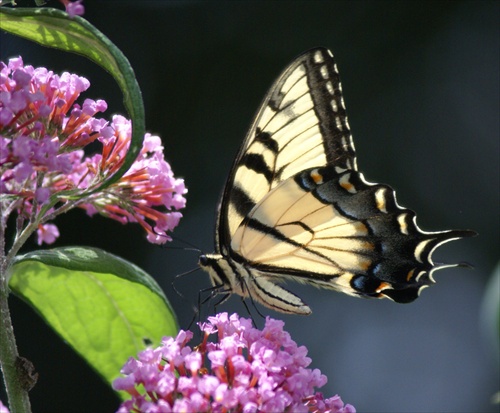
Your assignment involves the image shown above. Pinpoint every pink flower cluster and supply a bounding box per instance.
[0,57,186,245]
[113,313,355,413]
[78,116,187,244]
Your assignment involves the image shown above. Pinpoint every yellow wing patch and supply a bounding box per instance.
[231,176,375,277]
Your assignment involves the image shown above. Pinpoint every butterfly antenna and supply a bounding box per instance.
[163,245,202,253]
[170,235,202,253]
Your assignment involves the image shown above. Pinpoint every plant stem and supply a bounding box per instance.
[0,227,32,413]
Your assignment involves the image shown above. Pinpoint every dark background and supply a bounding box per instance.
[1,1,498,412]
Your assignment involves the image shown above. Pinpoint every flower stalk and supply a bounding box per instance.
[0,247,32,413]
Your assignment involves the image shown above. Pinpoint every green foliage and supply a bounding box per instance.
[9,247,178,393]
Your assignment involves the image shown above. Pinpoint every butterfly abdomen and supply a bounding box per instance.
[199,253,312,315]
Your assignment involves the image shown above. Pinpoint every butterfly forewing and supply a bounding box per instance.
[217,48,356,250]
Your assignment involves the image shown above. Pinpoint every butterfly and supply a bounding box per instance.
[198,47,475,315]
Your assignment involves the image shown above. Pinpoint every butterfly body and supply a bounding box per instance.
[199,48,475,315]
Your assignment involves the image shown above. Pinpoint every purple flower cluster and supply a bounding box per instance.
[113,313,355,413]
[0,57,186,245]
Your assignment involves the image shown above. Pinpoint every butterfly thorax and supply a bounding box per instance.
[198,253,249,298]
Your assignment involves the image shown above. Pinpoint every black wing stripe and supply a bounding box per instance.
[255,129,279,153]
[207,48,475,312]
[266,77,309,117]
[230,186,256,218]
[251,262,341,282]
[277,220,314,235]
[241,153,274,184]
[246,218,302,247]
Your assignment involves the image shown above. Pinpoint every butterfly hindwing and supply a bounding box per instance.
[230,166,473,304]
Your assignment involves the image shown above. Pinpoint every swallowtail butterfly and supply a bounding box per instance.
[199,48,475,315]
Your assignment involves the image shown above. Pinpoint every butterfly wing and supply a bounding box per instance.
[216,48,356,254]
[203,47,475,314]
[230,166,474,303]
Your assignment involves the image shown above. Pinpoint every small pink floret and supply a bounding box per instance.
[65,0,85,17]
[0,399,10,413]
[36,224,60,245]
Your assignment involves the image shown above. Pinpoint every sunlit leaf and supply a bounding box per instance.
[9,247,178,392]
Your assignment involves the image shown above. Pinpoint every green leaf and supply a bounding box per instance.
[9,246,178,394]
[0,7,144,192]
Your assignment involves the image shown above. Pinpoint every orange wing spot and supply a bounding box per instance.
[359,259,372,271]
[406,268,416,282]
[375,282,392,293]
[340,181,354,191]
[354,222,368,235]
[310,170,323,184]
[361,241,375,251]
